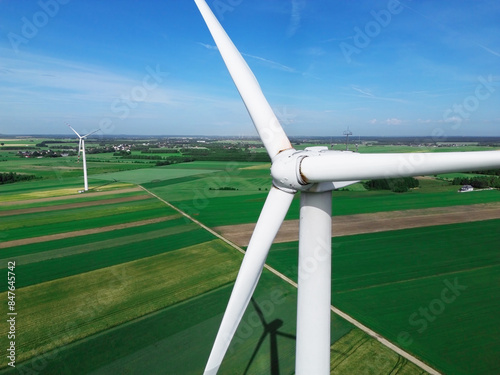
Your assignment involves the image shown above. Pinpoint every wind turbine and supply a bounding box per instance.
[193,1,500,374]
[68,125,99,192]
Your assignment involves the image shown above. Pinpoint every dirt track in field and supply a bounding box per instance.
[214,202,500,247]
[0,194,152,217]
[0,215,179,249]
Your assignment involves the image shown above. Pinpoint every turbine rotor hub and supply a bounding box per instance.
[271,147,329,192]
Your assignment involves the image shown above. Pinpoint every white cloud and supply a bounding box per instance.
[476,43,500,58]
[242,53,297,73]
[196,41,296,73]
[385,118,403,125]
[198,42,218,51]
[287,0,306,37]
[351,86,374,97]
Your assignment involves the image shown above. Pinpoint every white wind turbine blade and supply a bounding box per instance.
[83,129,100,138]
[300,150,500,183]
[194,0,292,160]
[204,187,294,375]
[68,124,81,138]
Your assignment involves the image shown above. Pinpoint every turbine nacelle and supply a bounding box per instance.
[271,147,353,193]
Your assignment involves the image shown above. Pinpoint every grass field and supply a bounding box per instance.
[0,151,153,180]
[0,267,424,375]
[0,177,432,374]
[2,205,172,242]
[1,223,216,290]
[162,185,499,227]
[266,219,500,375]
[1,146,499,374]
[330,330,426,374]
[91,166,221,185]
[0,239,242,367]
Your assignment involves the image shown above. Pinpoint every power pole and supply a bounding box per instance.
[343,128,352,151]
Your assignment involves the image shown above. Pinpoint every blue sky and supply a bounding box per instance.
[1,0,499,138]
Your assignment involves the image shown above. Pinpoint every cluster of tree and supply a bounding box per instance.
[145,149,179,154]
[84,147,115,154]
[180,148,211,156]
[35,140,67,147]
[363,177,420,193]
[121,154,163,160]
[131,145,153,152]
[452,176,500,189]
[0,172,37,185]
[467,169,500,177]
[155,158,195,166]
[188,153,270,162]
[180,147,270,162]
[18,150,62,158]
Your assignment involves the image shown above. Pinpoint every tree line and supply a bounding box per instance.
[0,172,37,185]
[452,176,500,189]
[363,177,420,193]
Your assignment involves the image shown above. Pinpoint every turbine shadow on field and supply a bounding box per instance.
[244,298,296,375]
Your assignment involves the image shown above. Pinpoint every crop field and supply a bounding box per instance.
[1,143,499,374]
[163,183,500,227]
[266,219,500,375]
[0,183,245,371]
[0,239,242,367]
[2,199,173,242]
[91,165,221,185]
[0,179,419,374]
[125,160,500,227]
[0,169,430,374]
[0,151,154,180]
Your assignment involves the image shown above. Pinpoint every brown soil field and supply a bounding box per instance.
[215,202,500,247]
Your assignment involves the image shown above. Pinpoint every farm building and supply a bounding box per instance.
[459,184,474,192]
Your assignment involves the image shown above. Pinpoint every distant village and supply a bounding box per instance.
[11,135,500,159]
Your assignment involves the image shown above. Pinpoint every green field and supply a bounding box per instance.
[91,166,220,185]
[0,176,431,374]
[1,223,215,290]
[161,185,499,227]
[0,239,242,367]
[266,220,500,375]
[1,143,499,374]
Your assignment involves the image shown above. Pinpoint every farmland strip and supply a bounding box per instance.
[335,263,500,294]
[5,224,197,266]
[0,194,152,217]
[0,187,142,206]
[0,240,240,366]
[0,216,179,249]
[215,202,500,246]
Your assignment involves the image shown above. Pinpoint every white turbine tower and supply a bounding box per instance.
[194,1,500,373]
[68,125,99,192]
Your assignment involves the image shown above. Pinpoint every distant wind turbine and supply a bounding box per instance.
[194,0,500,373]
[68,124,99,192]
